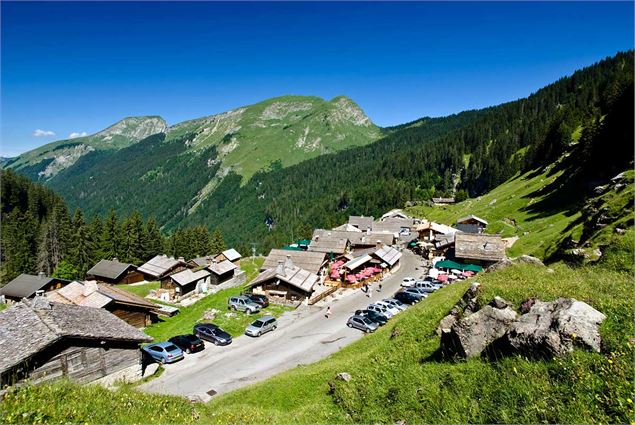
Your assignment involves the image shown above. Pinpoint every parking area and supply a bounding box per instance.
[140,250,426,400]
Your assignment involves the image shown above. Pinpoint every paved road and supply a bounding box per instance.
[140,250,424,401]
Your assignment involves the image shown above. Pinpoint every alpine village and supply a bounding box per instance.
[0,3,633,424]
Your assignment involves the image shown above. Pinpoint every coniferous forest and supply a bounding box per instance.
[0,170,227,284]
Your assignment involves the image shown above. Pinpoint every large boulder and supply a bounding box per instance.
[441,305,518,358]
[517,255,545,267]
[506,298,606,356]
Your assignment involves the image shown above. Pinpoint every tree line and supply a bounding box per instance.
[0,170,227,284]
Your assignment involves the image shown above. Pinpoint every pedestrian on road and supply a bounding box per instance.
[325,306,332,319]
[367,288,372,298]
[378,283,382,292]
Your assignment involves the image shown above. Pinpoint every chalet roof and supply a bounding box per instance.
[348,215,374,230]
[249,264,319,294]
[0,297,151,374]
[435,233,457,249]
[344,254,373,271]
[332,223,363,232]
[262,249,327,275]
[220,248,242,262]
[208,260,237,275]
[138,255,186,279]
[371,218,416,234]
[0,274,70,299]
[415,221,458,235]
[46,281,157,310]
[380,209,411,221]
[308,237,349,255]
[373,245,403,267]
[87,259,136,280]
[432,197,455,203]
[454,233,505,262]
[189,255,215,267]
[313,229,393,247]
[457,215,489,226]
[169,268,211,286]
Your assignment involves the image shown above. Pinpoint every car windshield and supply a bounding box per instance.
[362,317,374,325]
[252,320,264,327]
[166,344,180,352]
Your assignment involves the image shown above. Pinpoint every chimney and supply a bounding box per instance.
[284,255,294,269]
[366,228,371,236]
[83,280,98,296]
[112,257,119,262]
[376,240,383,250]
[31,293,51,310]
[276,260,285,275]
[38,271,46,280]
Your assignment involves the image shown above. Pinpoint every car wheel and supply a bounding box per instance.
[365,328,371,333]
[272,325,277,330]
[232,305,237,311]
[347,323,353,328]
[257,331,261,337]
[213,339,219,346]
[160,357,166,364]
[186,348,191,354]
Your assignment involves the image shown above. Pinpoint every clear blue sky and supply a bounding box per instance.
[1,1,633,157]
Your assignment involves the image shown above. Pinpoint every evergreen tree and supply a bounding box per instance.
[208,228,226,255]
[121,211,145,264]
[101,209,121,260]
[52,260,79,280]
[0,210,38,282]
[144,217,164,260]
[70,209,94,277]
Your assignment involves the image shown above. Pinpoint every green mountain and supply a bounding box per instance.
[5,116,168,180]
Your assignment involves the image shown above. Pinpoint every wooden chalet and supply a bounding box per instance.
[215,248,242,264]
[187,255,216,269]
[456,215,488,234]
[0,273,71,302]
[372,245,403,269]
[371,217,417,236]
[348,215,374,231]
[137,255,187,281]
[0,296,152,388]
[308,234,350,256]
[248,258,319,304]
[432,197,455,205]
[313,229,394,251]
[262,249,327,276]
[454,233,506,266]
[160,268,211,300]
[415,221,458,242]
[86,259,144,285]
[46,281,159,328]
[380,209,411,221]
[207,260,238,285]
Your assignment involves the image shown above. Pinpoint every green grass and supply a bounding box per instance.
[0,303,7,312]
[406,167,634,261]
[120,281,160,298]
[139,257,293,342]
[3,232,632,424]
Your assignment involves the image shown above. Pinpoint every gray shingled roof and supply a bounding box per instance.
[87,259,136,280]
[457,214,489,226]
[262,249,327,275]
[0,298,151,374]
[454,233,505,261]
[373,245,403,267]
[348,215,374,230]
[249,264,318,294]
[220,248,242,262]
[138,255,186,279]
[0,274,70,299]
[169,269,211,286]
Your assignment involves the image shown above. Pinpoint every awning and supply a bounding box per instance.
[434,260,483,273]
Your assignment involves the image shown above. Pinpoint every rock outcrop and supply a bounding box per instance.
[488,255,545,272]
[439,286,606,360]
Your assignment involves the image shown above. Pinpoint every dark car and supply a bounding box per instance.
[168,334,205,354]
[394,290,421,305]
[355,309,388,325]
[193,323,233,346]
[246,293,269,308]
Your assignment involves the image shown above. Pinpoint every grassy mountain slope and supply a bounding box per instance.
[5,116,168,181]
[42,95,381,224]
[2,231,632,424]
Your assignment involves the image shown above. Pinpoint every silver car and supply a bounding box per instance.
[368,303,394,318]
[245,315,278,337]
[375,300,401,316]
[228,295,262,314]
[414,281,440,293]
[404,287,429,298]
[382,298,407,311]
[347,315,379,333]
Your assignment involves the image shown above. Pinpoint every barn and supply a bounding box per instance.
[86,259,144,285]
[0,273,71,302]
[0,296,152,388]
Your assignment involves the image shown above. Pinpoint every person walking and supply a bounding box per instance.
[325,306,332,319]
[378,283,383,292]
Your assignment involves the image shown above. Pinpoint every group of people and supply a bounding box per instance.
[324,279,383,319]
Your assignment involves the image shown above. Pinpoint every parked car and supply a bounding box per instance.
[193,323,233,346]
[367,303,394,318]
[228,295,262,313]
[401,277,416,287]
[168,334,205,353]
[414,280,440,293]
[355,309,388,325]
[347,314,379,333]
[246,293,269,308]
[382,298,408,311]
[245,315,278,337]
[403,287,429,298]
[375,300,401,316]
[142,342,184,364]
[394,291,421,305]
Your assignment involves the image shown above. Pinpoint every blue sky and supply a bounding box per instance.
[1,1,633,157]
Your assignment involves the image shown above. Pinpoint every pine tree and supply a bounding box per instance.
[101,209,121,260]
[70,209,94,277]
[144,217,164,260]
[0,210,38,282]
[208,228,226,255]
[121,211,145,264]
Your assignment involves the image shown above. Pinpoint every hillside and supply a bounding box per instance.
[24,95,381,226]
[5,116,168,180]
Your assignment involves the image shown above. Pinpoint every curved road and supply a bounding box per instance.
[141,250,422,401]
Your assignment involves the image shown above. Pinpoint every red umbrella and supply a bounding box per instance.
[330,270,340,279]
[437,274,449,282]
[346,275,358,283]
